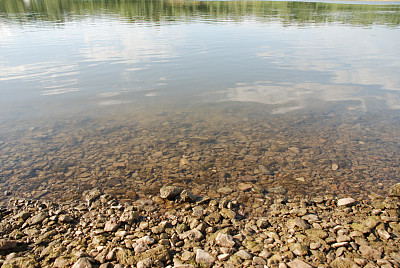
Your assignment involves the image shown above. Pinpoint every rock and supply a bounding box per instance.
[0,239,17,250]
[359,245,382,260]
[180,190,196,202]
[238,183,253,191]
[179,229,204,241]
[137,257,152,268]
[83,189,101,203]
[389,183,400,197]
[72,258,93,268]
[215,233,235,248]
[2,257,39,268]
[134,245,170,263]
[290,243,308,256]
[256,218,269,229]
[220,208,236,219]
[337,198,356,207]
[330,257,356,268]
[217,253,230,261]
[160,186,182,200]
[27,212,47,226]
[287,258,313,268]
[253,256,267,266]
[120,211,140,223]
[137,236,155,245]
[195,249,215,266]
[217,187,233,195]
[377,228,391,240]
[13,211,31,221]
[104,220,119,232]
[236,250,252,260]
[268,186,287,195]
[332,164,339,171]
[58,214,73,223]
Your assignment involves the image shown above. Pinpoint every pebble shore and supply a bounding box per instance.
[1,183,400,268]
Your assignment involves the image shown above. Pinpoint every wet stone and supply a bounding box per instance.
[160,186,183,200]
[337,198,356,207]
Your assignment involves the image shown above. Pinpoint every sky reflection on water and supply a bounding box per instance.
[0,0,400,122]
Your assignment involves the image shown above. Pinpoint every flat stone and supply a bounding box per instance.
[136,236,155,245]
[287,259,313,268]
[236,250,252,260]
[359,245,382,260]
[215,232,235,248]
[337,198,356,207]
[217,187,233,195]
[195,249,215,266]
[27,212,47,226]
[238,183,253,191]
[330,257,356,268]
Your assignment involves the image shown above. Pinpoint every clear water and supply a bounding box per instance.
[1,0,400,203]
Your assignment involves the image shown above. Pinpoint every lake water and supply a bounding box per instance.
[1,0,400,204]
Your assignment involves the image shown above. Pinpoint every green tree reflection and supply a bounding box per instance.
[1,0,399,26]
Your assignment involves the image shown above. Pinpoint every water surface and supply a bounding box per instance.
[1,0,400,203]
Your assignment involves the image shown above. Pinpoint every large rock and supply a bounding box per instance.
[389,183,400,197]
[160,186,182,200]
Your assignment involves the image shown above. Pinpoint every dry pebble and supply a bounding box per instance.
[0,184,397,267]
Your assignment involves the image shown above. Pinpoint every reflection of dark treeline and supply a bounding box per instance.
[1,0,399,26]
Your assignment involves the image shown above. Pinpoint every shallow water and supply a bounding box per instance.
[1,0,400,203]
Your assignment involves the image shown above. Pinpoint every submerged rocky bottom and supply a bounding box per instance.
[1,102,400,207]
[1,183,400,268]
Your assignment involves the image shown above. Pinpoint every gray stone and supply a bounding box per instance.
[120,211,140,223]
[236,250,252,260]
[104,220,119,232]
[160,186,182,200]
[136,236,155,245]
[195,249,215,266]
[215,232,235,248]
[179,229,204,241]
[27,212,47,226]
